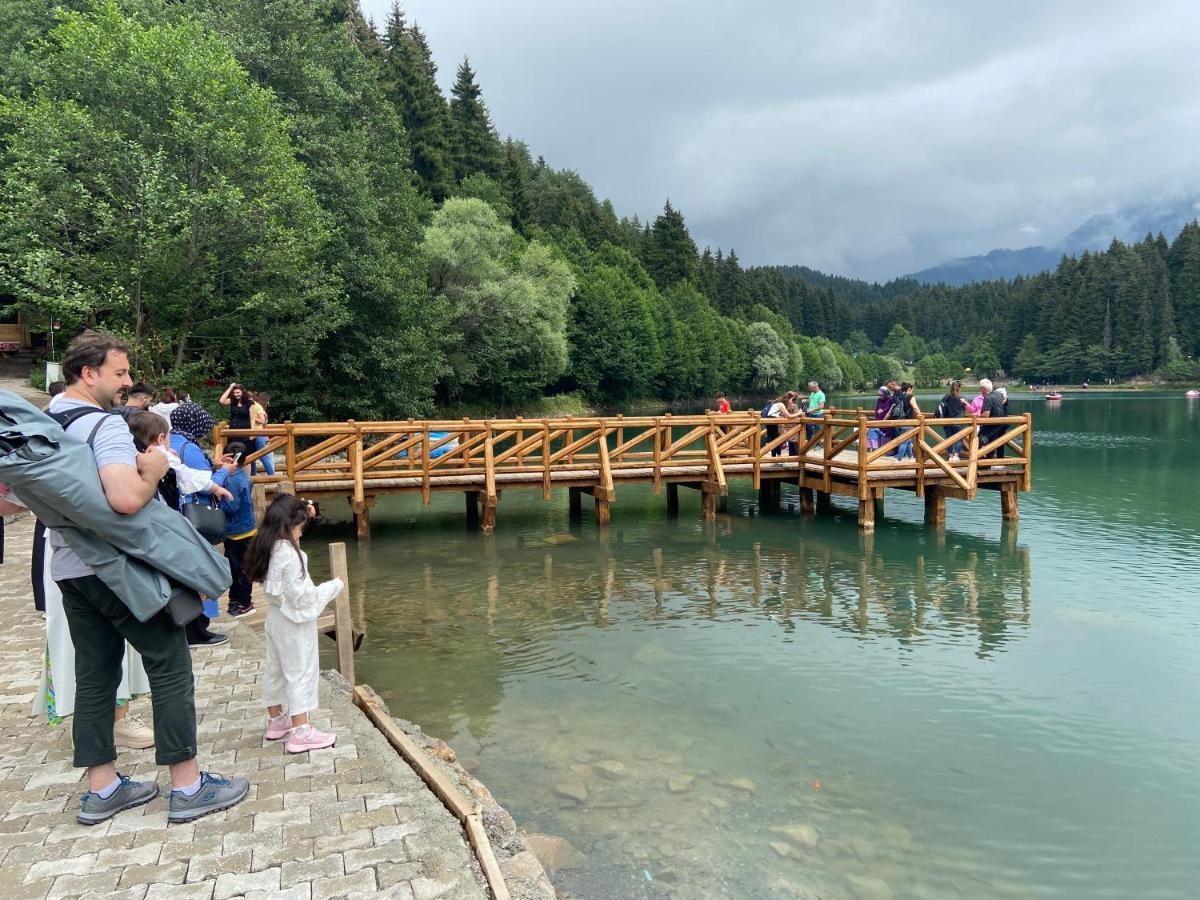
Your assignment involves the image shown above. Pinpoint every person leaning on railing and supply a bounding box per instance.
[936,380,968,461]
[977,379,1007,459]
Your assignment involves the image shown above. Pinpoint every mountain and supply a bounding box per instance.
[905,196,1200,285]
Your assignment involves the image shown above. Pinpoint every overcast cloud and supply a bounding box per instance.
[362,0,1200,281]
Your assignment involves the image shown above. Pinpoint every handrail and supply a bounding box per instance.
[214,412,1032,509]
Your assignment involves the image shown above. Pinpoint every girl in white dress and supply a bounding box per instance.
[242,495,343,753]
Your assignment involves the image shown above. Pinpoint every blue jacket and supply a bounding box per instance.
[169,432,216,506]
[212,467,255,537]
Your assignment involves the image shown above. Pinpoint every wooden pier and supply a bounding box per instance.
[216,410,1032,536]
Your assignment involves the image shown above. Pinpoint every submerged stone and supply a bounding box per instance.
[593,759,628,779]
[769,824,819,849]
[554,776,589,804]
[725,777,756,793]
[525,833,586,874]
[667,774,695,793]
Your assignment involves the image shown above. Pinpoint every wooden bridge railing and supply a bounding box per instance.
[216,410,1032,534]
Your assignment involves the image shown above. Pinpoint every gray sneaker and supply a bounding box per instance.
[167,771,249,823]
[77,774,159,825]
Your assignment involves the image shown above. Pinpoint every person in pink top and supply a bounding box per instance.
[967,387,985,415]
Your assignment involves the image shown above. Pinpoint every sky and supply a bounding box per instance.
[361,0,1200,282]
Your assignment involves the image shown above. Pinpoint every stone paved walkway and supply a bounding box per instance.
[0,513,491,900]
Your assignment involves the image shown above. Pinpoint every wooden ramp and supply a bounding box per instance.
[218,410,1033,534]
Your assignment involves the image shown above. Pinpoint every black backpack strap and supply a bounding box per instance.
[47,407,117,448]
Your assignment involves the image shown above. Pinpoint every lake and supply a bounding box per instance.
[307,392,1200,899]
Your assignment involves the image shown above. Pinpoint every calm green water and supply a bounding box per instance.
[309,393,1200,899]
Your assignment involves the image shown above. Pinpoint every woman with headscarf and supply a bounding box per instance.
[169,402,234,647]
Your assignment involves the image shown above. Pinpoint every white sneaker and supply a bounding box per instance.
[950,454,960,462]
[114,714,155,750]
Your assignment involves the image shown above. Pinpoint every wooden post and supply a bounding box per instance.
[252,483,267,522]
[355,504,371,541]
[816,490,832,514]
[1001,485,1020,522]
[465,491,479,527]
[758,479,775,514]
[595,495,611,527]
[277,479,295,496]
[1022,412,1033,492]
[285,423,296,485]
[328,542,354,684]
[799,486,815,514]
[857,496,875,531]
[666,482,680,517]
[924,486,946,526]
[717,493,729,514]
[873,490,885,518]
[701,489,717,521]
[480,497,497,534]
[568,486,582,521]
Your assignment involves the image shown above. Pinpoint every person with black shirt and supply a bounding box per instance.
[218,382,253,431]
[936,380,968,461]
[978,378,1007,459]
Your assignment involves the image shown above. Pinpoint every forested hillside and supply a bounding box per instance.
[1,1,1196,423]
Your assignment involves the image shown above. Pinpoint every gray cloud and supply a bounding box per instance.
[363,0,1200,280]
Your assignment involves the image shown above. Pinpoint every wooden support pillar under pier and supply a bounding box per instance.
[873,492,885,518]
[666,483,679,517]
[816,490,832,514]
[717,493,729,514]
[701,490,717,521]
[758,480,778,514]
[595,495,611,527]
[481,496,498,534]
[354,503,371,541]
[857,496,875,532]
[465,491,480,528]
[924,487,946,526]
[799,487,815,515]
[1000,486,1020,522]
[568,487,583,522]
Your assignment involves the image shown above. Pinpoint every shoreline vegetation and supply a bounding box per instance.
[2,3,1198,429]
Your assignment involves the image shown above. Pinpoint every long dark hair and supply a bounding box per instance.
[243,494,310,583]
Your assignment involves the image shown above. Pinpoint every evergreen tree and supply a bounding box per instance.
[380,4,453,201]
[501,139,533,232]
[447,57,502,182]
[642,201,698,290]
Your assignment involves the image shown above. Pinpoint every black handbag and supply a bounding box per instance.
[164,583,204,627]
[182,496,226,544]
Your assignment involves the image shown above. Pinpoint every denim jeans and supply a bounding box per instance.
[251,435,276,476]
[941,425,964,456]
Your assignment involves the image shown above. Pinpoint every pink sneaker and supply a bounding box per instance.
[264,714,292,742]
[285,724,336,754]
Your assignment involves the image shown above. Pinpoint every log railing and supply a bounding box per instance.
[216,411,1032,508]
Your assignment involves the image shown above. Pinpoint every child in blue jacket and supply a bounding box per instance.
[212,441,257,616]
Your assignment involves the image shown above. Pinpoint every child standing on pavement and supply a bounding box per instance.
[241,494,343,752]
[212,441,256,617]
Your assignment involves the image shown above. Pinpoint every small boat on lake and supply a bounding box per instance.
[1186,389,1200,399]
[1045,392,1063,401]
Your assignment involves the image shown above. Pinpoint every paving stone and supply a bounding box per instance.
[25,851,97,881]
[213,866,281,899]
[377,860,424,891]
[47,870,120,899]
[343,840,410,874]
[281,853,344,888]
[185,849,253,883]
[313,829,371,856]
[311,869,377,900]
[95,843,161,870]
[118,861,187,888]
[144,883,214,900]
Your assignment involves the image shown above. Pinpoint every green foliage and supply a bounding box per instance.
[0,0,335,402]
[448,57,501,183]
[423,198,575,405]
[914,353,958,387]
[957,335,1001,378]
[747,322,789,390]
[641,201,698,290]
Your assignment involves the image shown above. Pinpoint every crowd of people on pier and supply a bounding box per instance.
[0,330,343,827]
[720,376,1013,461]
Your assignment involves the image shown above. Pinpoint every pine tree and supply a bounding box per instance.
[1168,221,1200,357]
[448,57,502,182]
[380,6,453,201]
[502,138,533,232]
[641,200,698,290]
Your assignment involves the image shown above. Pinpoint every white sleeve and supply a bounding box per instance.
[165,449,216,495]
[266,544,343,624]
